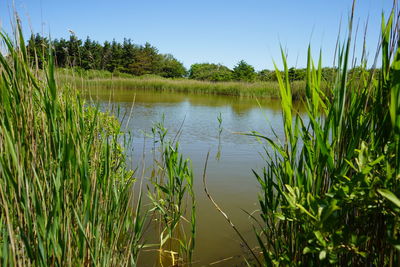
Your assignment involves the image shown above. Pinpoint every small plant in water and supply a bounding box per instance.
[148,122,196,266]
[216,112,223,161]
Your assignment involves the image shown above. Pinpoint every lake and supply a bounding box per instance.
[85,88,292,266]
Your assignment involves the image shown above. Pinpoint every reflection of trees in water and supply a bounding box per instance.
[87,89,306,124]
[85,88,306,117]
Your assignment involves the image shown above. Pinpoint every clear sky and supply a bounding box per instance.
[0,0,394,70]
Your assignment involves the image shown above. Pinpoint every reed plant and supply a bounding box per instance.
[147,122,196,266]
[250,1,400,265]
[0,21,146,266]
[56,68,307,99]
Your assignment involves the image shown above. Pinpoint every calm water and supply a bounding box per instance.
[85,88,292,266]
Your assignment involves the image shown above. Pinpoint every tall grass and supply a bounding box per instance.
[56,68,307,99]
[3,2,399,266]
[147,122,196,266]
[0,22,146,265]
[250,1,400,265]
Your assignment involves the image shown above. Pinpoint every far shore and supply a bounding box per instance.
[55,68,308,99]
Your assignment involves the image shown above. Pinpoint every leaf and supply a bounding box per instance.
[303,246,312,254]
[314,231,326,246]
[274,213,286,220]
[296,203,317,221]
[319,250,327,260]
[378,189,400,208]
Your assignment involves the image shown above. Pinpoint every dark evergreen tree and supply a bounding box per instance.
[68,34,82,67]
[121,38,138,73]
[101,41,112,70]
[108,40,123,72]
[26,34,49,68]
[81,37,94,70]
[25,33,190,79]
[53,38,69,67]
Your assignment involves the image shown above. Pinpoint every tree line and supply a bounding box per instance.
[27,33,374,82]
[27,33,186,78]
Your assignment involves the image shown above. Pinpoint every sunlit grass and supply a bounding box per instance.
[56,68,307,99]
[249,1,400,265]
[0,22,146,265]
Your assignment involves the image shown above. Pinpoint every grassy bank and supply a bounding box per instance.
[0,24,196,265]
[56,68,308,99]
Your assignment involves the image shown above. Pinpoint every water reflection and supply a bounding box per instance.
[84,88,296,266]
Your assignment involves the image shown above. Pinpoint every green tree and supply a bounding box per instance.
[26,34,49,68]
[101,41,112,70]
[233,60,256,82]
[107,40,123,72]
[81,37,103,70]
[158,54,187,78]
[189,63,233,81]
[288,67,306,82]
[128,42,162,75]
[258,69,277,81]
[68,34,82,67]
[53,38,69,67]
[31,32,187,77]
[121,38,138,73]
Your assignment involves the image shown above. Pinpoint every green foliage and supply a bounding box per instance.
[28,34,187,78]
[188,63,233,81]
[80,36,103,70]
[233,60,256,82]
[288,67,306,82]
[56,68,305,98]
[259,67,337,83]
[258,69,279,81]
[128,42,162,76]
[321,67,338,83]
[158,54,187,78]
[0,22,146,265]
[148,122,196,266]
[67,33,82,67]
[250,4,400,266]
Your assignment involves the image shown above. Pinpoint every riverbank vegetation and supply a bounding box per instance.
[1,0,399,266]
[0,24,149,265]
[0,20,197,266]
[27,33,341,83]
[247,2,400,265]
[28,34,379,100]
[55,68,306,99]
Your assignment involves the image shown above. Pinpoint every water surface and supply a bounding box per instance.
[85,88,291,266]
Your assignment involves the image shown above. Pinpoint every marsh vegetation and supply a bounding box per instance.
[1,1,400,266]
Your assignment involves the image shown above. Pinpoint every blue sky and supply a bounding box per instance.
[0,0,394,70]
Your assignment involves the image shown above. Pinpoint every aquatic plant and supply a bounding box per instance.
[148,122,196,266]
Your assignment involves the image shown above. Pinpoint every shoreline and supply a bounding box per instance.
[56,69,307,99]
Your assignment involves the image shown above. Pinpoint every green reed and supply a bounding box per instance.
[56,68,307,99]
[147,122,196,266]
[0,21,146,266]
[250,1,400,265]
